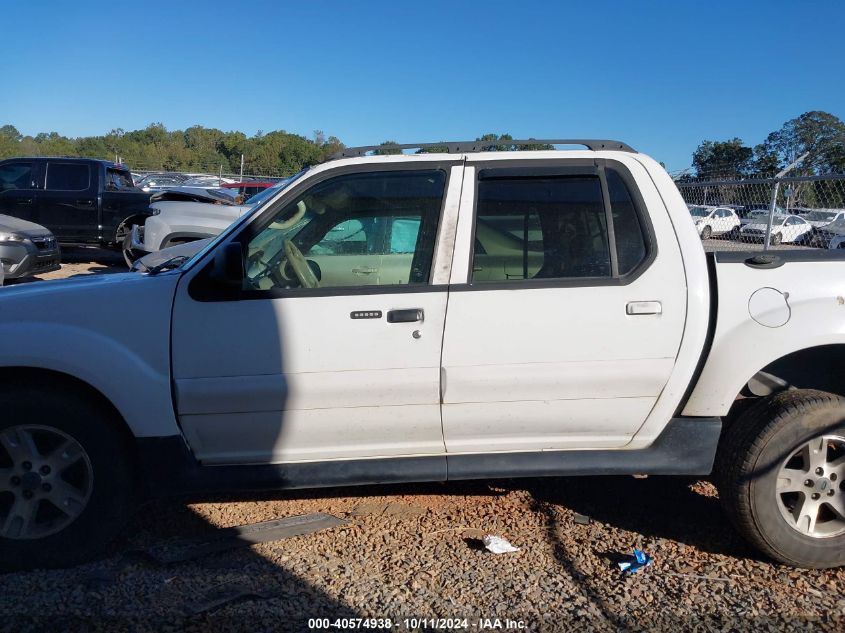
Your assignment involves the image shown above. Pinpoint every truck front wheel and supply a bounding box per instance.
[0,384,135,571]
[716,389,845,568]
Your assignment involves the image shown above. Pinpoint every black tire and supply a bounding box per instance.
[701,225,712,240]
[0,383,135,571]
[770,232,782,246]
[715,389,845,568]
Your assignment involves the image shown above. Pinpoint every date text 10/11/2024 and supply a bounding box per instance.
[307,618,528,630]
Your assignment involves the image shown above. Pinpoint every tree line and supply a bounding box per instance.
[2,114,841,181]
[0,126,549,177]
[686,110,845,180]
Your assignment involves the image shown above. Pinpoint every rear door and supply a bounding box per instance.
[0,161,39,222]
[441,157,688,453]
[36,161,98,241]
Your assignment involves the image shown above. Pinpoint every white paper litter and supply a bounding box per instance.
[482,535,520,554]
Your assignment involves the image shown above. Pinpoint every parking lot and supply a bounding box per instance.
[0,250,842,632]
[0,477,842,631]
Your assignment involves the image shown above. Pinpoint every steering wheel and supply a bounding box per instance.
[283,240,319,288]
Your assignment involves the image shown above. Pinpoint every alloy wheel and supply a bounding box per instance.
[0,425,94,540]
[776,435,845,538]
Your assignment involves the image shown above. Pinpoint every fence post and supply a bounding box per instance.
[764,152,808,250]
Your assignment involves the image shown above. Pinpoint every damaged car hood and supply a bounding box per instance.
[150,187,238,205]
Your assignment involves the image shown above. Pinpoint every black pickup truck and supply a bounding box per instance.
[0,157,151,245]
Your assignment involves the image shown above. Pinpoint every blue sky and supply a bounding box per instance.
[1,0,843,172]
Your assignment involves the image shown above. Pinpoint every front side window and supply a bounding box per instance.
[0,162,33,191]
[470,167,649,284]
[46,163,90,191]
[244,170,446,291]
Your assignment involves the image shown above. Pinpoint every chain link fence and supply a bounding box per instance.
[675,174,845,252]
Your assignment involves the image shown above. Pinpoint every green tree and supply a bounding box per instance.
[372,140,402,155]
[758,111,845,174]
[0,125,22,157]
[692,138,753,179]
[477,133,514,151]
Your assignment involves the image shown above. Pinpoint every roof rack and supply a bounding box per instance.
[330,139,636,160]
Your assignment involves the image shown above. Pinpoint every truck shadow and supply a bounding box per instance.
[0,502,365,630]
[167,474,754,561]
[519,475,757,560]
[1,474,754,629]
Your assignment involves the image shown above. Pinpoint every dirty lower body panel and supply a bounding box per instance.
[137,417,722,498]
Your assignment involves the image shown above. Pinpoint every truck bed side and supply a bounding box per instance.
[683,250,845,417]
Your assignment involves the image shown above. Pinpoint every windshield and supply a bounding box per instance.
[805,211,837,221]
[689,206,711,218]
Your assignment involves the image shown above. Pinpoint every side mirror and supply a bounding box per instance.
[210,242,244,287]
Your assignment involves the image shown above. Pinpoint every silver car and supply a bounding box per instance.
[0,215,61,285]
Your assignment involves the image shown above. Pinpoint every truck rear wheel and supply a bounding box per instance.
[716,389,845,568]
[0,384,135,571]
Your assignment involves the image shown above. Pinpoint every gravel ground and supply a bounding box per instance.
[2,248,844,632]
[0,478,842,632]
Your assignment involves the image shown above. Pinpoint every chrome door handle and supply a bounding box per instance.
[352,266,378,275]
[626,301,662,315]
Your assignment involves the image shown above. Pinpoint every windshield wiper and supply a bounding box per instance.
[147,255,190,275]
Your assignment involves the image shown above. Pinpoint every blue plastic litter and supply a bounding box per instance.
[618,549,653,574]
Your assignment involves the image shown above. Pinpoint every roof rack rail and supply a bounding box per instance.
[330,139,635,159]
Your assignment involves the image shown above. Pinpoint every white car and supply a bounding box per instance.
[688,205,741,239]
[802,209,845,229]
[741,209,773,226]
[740,214,813,245]
[127,181,290,261]
[2,139,845,572]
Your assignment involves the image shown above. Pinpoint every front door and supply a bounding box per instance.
[0,160,39,223]
[441,158,688,453]
[37,161,99,241]
[171,164,461,464]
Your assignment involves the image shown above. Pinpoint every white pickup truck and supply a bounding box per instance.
[1,140,843,571]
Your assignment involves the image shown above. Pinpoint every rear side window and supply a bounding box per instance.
[606,169,648,275]
[473,177,609,280]
[0,162,33,191]
[471,167,650,283]
[46,163,90,191]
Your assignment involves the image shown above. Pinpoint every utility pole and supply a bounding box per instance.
[764,152,808,250]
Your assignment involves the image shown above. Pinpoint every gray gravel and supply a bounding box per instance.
[0,477,843,632]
